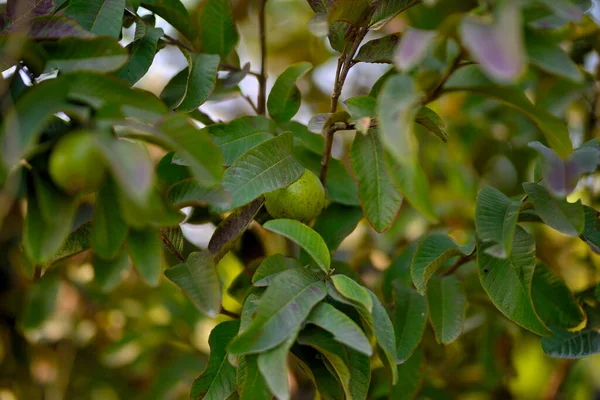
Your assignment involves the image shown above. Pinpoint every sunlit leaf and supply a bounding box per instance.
[354,33,401,64]
[252,254,302,287]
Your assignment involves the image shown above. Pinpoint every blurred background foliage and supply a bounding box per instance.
[2,0,600,399]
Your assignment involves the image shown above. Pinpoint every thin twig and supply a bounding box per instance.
[257,0,268,115]
[220,63,261,78]
[543,359,574,400]
[422,49,464,105]
[162,33,195,52]
[442,253,476,276]
[221,307,241,319]
[160,229,185,263]
[243,94,260,113]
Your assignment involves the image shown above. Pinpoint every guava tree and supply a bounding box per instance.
[1,0,600,398]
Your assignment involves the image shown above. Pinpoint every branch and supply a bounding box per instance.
[257,0,268,115]
[320,27,368,184]
[220,307,241,319]
[162,33,195,52]
[442,253,476,276]
[242,94,260,114]
[422,49,464,105]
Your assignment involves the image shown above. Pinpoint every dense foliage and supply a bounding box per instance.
[1,0,600,398]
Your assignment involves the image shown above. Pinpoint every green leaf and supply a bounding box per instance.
[126,228,163,286]
[411,235,473,295]
[257,331,298,400]
[391,346,424,400]
[415,106,448,143]
[93,250,130,292]
[190,320,240,400]
[351,129,402,233]
[312,204,363,252]
[345,95,377,120]
[330,274,372,312]
[167,178,231,213]
[542,328,600,359]
[370,0,420,29]
[263,219,331,273]
[475,186,520,258]
[141,0,191,38]
[223,132,304,209]
[385,154,437,222]
[347,348,371,400]
[531,263,585,329]
[164,251,221,318]
[168,52,220,112]
[42,36,128,73]
[292,347,344,399]
[228,267,326,355]
[477,227,551,336]
[20,271,60,330]
[267,62,313,123]
[328,0,370,25]
[237,356,271,400]
[117,26,164,84]
[252,254,302,287]
[525,30,583,83]
[197,0,239,58]
[208,198,264,264]
[426,275,467,344]
[207,116,275,165]
[377,74,420,165]
[523,182,584,236]
[393,281,427,362]
[20,15,95,39]
[48,222,92,265]
[354,34,401,63]
[580,205,600,253]
[444,65,572,158]
[92,180,128,260]
[65,0,126,38]
[307,302,372,356]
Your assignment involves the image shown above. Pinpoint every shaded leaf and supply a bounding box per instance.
[390,346,424,400]
[525,30,583,83]
[328,0,370,26]
[370,0,420,29]
[167,178,231,213]
[197,0,239,58]
[580,205,600,253]
[475,186,520,258]
[48,222,92,265]
[117,26,164,84]
[23,15,95,39]
[393,281,427,362]
[92,179,128,260]
[20,270,60,330]
[252,254,302,287]
[354,33,400,63]
[542,328,600,359]
[415,106,447,142]
[345,95,376,120]
[127,228,163,286]
[65,0,126,38]
[257,331,298,400]
[42,36,128,73]
[312,204,363,252]
[523,182,584,236]
[237,356,271,400]
[93,250,130,292]
[267,62,313,123]
[426,275,467,344]
[140,0,191,38]
[169,52,220,112]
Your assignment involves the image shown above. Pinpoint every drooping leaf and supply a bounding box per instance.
[263,219,331,273]
[228,267,326,355]
[411,234,473,295]
[48,222,92,265]
[306,302,372,355]
[190,320,240,400]
[426,275,467,344]
[390,346,424,400]
[267,62,313,123]
[237,355,271,400]
[523,182,584,236]
[370,0,420,29]
[222,132,304,209]
[117,26,164,84]
[165,251,221,317]
[167,178,231,213]
[197,0,239,58]
[92,179,128,260]
[312,204,363,252]
[6,0,53,24]
[415,106,447,143]
[531,263,585,329]
[475,186,520,258]
[257,331,298,400]
[166,52,220,112]
[126,228,163,286]
[42,36,128,73]
[394,27,436,72]
[252,254,302,287]
[140,0,191,38]
[542,328,600,359]
[160,226,184,258]
[207,116,275,165]
[93,250,130,292]
[208,197,264,264]
[477,227,551,336]
[64,0,126,38]
[330,274,372,312]
[444,66,572,158]
[354,33,401,64]
[351,129,402,233]
[580,206,600,253]
[393,281,427,362]
[20,270,60,330]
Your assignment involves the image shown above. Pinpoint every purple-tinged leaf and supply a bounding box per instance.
[394,27,436,72]
[370,0,420,30]
[355,33,401,64]
[6,0,54,28]
[25,15,94,38]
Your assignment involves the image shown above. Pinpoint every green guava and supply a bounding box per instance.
[265,169,326,222]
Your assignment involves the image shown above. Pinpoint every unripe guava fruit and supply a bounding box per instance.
[265,169,326,222]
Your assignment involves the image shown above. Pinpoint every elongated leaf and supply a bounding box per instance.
[172,52,220,112]
[415,106,447,142]
[351,129,402,233]
[20,270,60,330]
[444,66,572,158]
[65,0,125,38]
[328,0,370,25]
[525,30,582,83]
[354,33,400,63]
[167,178,231,213]
[263,219,330,273]
[127,228,163,286]
[523,182,584,236]
[312,204,363,252]
[348,348,371,400]
[532,263,585,329]
[208,197,264,263]
[370,0,420,29]
[207,116,275,165]
[93,250,130,292]
[228,267,326,355]
[23,15,95,39]
[477,227,551,336]
[411,234,473,295]
[92,179,128,260]
[141,0,190,38]
[475,186,520,258]
[393,281,427,362]
[237,355,271,400]
[391,346,424,400]
[345,95,376,120]
[394,27,436,72]
[427,275,467,344]
[117,26,163,84]
[222,132,304,208]
[330,274,372,312]
[267,62,313,123]
[42,36,128,73]
[542,328,600,359]
[377,74,420,165]
[48,222,92,265]
[165,251,221,317]
[6,0,53,27]
[257,331,298,400]
[252,254,302,287]
[307,302,372,355]
[197,0,238,57]
[190,320,240,400]
[580,205,600,253]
